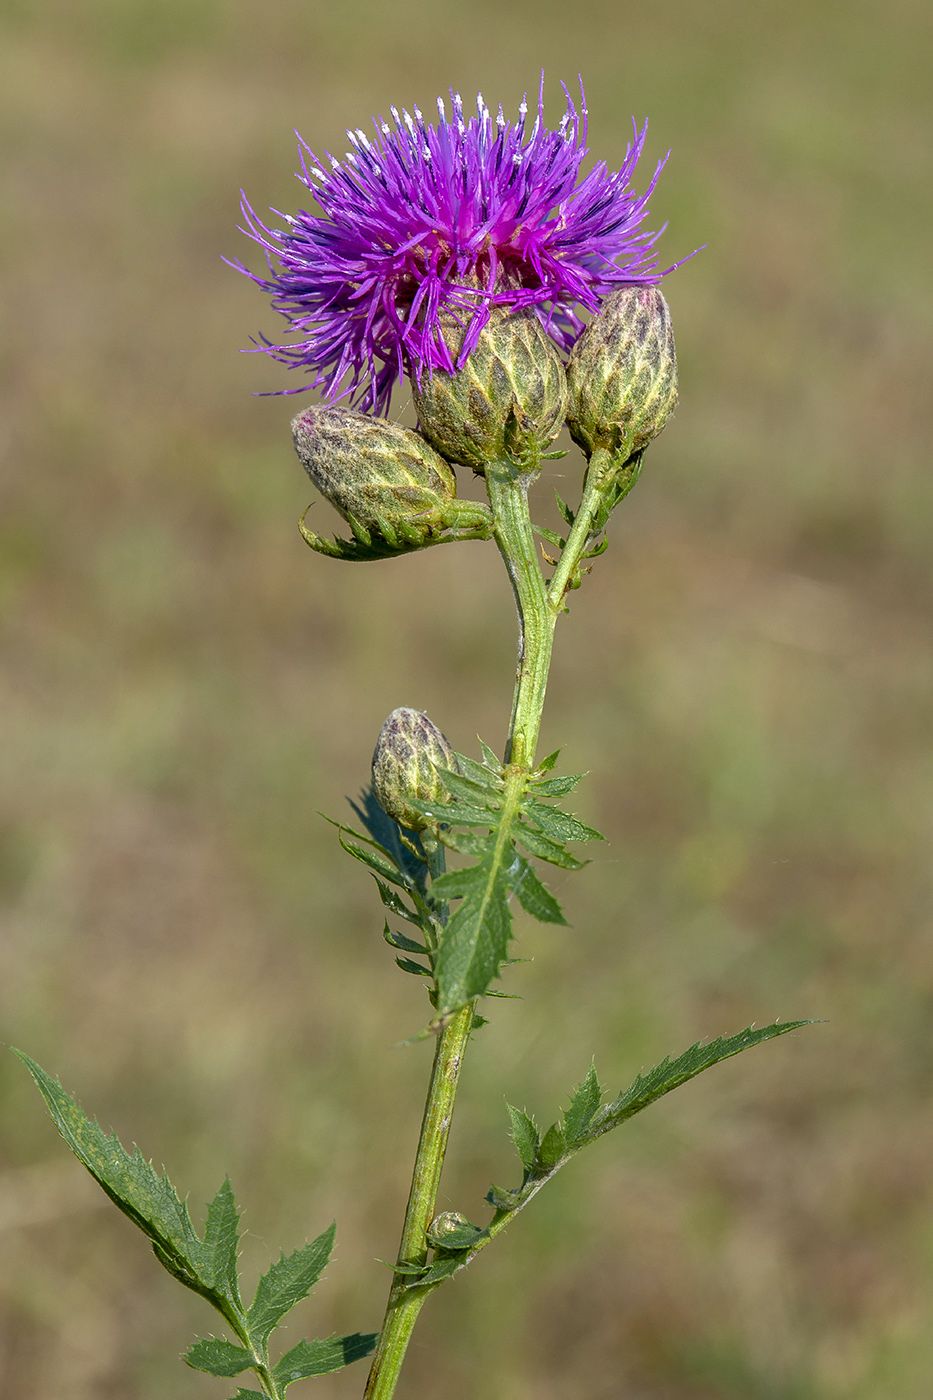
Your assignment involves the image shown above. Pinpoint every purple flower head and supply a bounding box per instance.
[234,78,679,413]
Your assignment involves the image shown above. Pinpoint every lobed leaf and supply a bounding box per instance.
[532,772,586,797]
[247,1224,335,1347]
[562,1064,603,1144]
[434,862,513,1012]
[514,823,585,870]
[477,738,503,771]
[507,1105,539,1175]
[524,801,604,844]
[13,1052,232,1308]
[509,856,567,925]
[272,1334,378,1387]
[186,1337,253,1378]
[203,1179,243,1311]
[592,1022,814,1139]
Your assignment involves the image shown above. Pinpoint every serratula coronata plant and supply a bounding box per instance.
[15,80,810,1400]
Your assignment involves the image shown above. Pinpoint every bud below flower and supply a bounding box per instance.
[566,287,677,458]
[371,707,459,832]
[411,306,568,474]
[292,406,491,550]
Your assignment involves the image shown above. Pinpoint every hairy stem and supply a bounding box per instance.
[362,452,604,1399]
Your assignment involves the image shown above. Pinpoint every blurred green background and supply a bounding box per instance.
[1,0,931,1396]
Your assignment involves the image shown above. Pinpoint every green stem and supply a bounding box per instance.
[362,451,606,1400]
[361,1001,473,1400]
[485,458,554,767]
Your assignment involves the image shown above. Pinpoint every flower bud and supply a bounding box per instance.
[292,406,489,549]
[411,306,568,474]
[371,707,458,832]
[566,287,677,458]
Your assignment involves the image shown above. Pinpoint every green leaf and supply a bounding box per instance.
[203,1179,242,1310]
[531,772,586,797]
[272,1334,378,1386]
[403,1252,463,1288]
[228,1390,268,1399]
[374,880,421,927]
[536,1122,566,1170]
[434,852,513,1012]
[395,956,432,977]
[554,491,575,526]
[383,924,428,955]
[524,801,604,844]
[429,863,488,901]
[440,768,504,806]
[478,738,502,771]
[593,1022,814,1140]
[338,835,407,887]
[562,1064,603,1144]
[437,827,492,857]
[13,1051,229,1307]
[535,749,562,774]
[514,823,585,870]
[408,798,497,828]
[186,1337,253,1378]
[509,856,567,925]
[247,1224,335,1348]
[507,1105,539,1175]
[451,752,502,786]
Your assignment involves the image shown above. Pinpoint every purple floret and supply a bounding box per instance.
[233,78,677,413]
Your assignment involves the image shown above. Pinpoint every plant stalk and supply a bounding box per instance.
[362,452,602,1399]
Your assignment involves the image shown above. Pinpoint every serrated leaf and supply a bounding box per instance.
[338,836,407,887]
[535,749,562,774]
[383,924,428,955]
[439,768,504,805]
[434,856,512,1012]
[247,1223,335,1347]
[408,799,497,828]
[592,1022,815,1141]
[509,856,567,925]
[429,863,489,901]
[436,827,492,857]
[507,1105,539,1175]
[228,1390,267,1399]
[562,1064,603,1144]
[272,1333,378,1386]
[203,1179,242,1310]
[14,1052,225,1305]
[524,801,604,844]
[348,791,427,886]
[514,823,585,870]
[554,491,575,526]
[451,752,502,786]
[374,880,421,927]
[478,738,502,771]
[403,1252,463,1288]
[532,523,564,547]
[536,1122,566,1170]
[396,956,432,977]
[186,1337,253,1378]
[532,772,586,797]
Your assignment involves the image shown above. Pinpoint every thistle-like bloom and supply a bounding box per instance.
[234,80,677,413]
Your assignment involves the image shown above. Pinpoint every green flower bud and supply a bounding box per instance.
[566,287,677,458]
[411,306,568,474]
[292,406,490,550]
[371,707,458,832]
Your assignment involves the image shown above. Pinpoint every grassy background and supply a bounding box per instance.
[1,0,932,1396]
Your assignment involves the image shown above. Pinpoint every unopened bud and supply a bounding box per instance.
[292,406,490,549]
[411,306,568,474]
[566,287,677,458]
[371,707,458,832]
